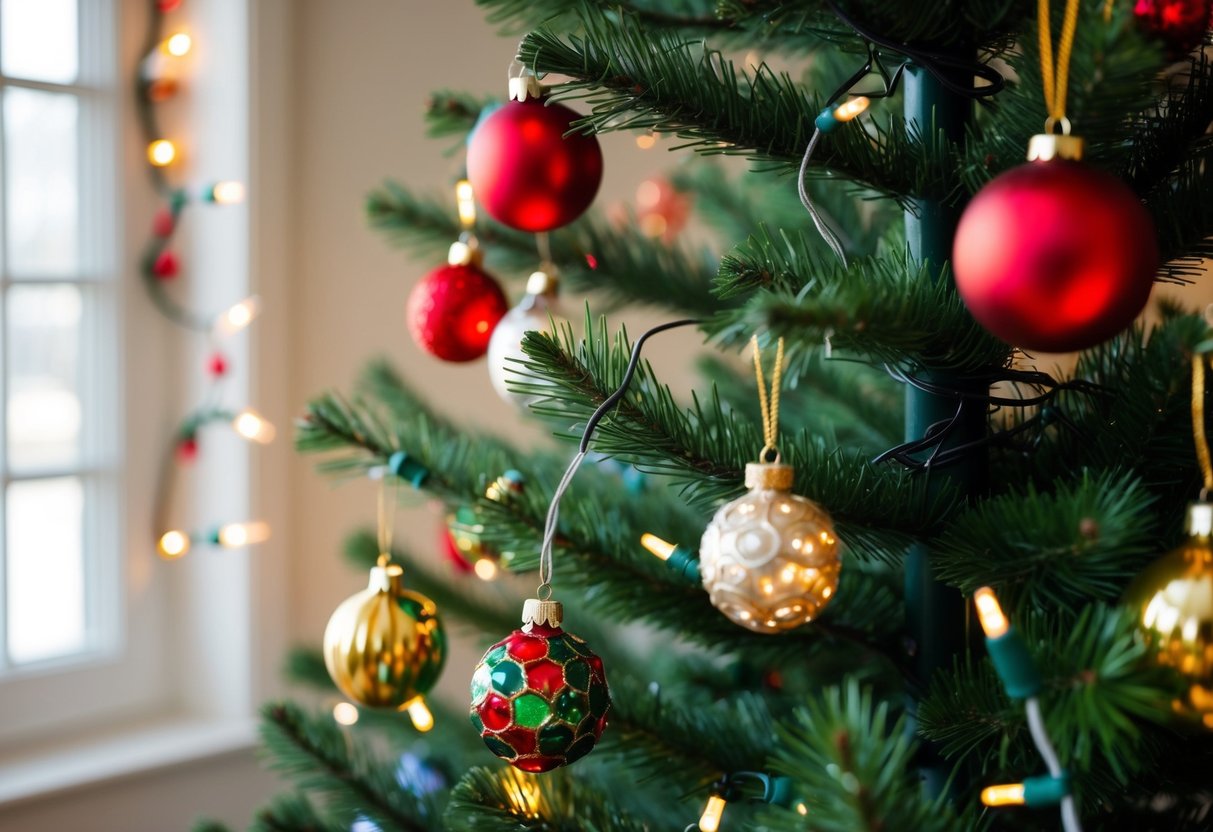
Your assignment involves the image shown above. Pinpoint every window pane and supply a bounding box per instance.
[8,284,82,471]
[1,0,77,84]
[7,476,85,664]
[5,87,79,277]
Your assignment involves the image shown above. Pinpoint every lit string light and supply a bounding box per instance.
[974,587,1082,832]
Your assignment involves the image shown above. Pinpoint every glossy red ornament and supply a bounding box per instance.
[152,250,179,280]
[466,97,603,232]
[952,158,1158,353]
[406,263,508,362]
[176,436,198,463]
[440,525,474,574]
[469,619,610,772]
[1133,0,1212,57]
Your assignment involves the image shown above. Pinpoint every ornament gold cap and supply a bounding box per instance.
[522,598,563,629]
[508,70,545,102]
[526,269,559,297]
[745,462,794,490]
[1186,501,1213,538]
[1027,133,1084,162]
[368,563,405,593]
[447,236,482,267]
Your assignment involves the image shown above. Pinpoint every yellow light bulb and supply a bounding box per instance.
[147,139,177,167]
[210,181,246,204]
[473,558,498,581]
[163,32,192,57]
[158,529,190,559]
[455,179,476,227]
[981,783,1026,807]
[218,521,271,548]
[232,408,276,444]
[332,701,359,726]
[974,586,1009,638]
[698,794,727,832]
[635,133,657,149]
[213,296,261,336]
[833,96,870,122]
[641,533,676,561]
[406,699,434,732]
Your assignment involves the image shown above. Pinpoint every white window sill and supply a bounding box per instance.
[0,713,259,807]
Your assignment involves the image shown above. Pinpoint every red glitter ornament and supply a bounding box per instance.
[406,261,507,362]
[470,603,610,772]
[953,149,1158,353]
[1133,0,1212,57]
[207,352,229,378]
[466,96,603,232]
[152,250,179,280]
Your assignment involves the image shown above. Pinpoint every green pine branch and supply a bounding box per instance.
[761,680,970,832]
[425,90,497,142]
[250,794,345,832]
[258,702,442,832]
[365,181,723,316]
[712,229,1011,373]
[933,470,1160,615]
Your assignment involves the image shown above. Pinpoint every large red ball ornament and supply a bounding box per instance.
[1133,0,1212,57]
[406,263,508,362]
[467,97,603,232]
[952,158,1158,353]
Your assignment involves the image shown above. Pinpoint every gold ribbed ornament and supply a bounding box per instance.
[1126,501,1213,729]
[323,563,447,710]
[699,462,841,633]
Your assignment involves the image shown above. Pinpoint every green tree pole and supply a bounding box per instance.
[902,62,986,796]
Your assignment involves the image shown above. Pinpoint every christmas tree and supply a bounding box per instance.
[207,1,1213,830]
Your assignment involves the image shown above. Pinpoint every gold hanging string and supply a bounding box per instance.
[1101,0,1115,23]
[1193,355,1213,497]
[751,334,786,461]
[1037,0,1082,129]
[377,472,398,567]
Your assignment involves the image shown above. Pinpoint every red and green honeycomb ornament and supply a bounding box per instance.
[469,600,610,772]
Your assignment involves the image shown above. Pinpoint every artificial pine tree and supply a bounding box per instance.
[208,1,1213,830]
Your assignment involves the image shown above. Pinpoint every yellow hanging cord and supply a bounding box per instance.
[1101,0,1115,23]
[1037,0,1083,127]
[1193,355,1213,496]
[377,473,397,567]
[751,335,786,461]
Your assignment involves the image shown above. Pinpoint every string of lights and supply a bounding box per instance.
[138,0,273,559]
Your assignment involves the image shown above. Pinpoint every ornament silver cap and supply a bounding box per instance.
[745,462,794,490]
[525,269,559,297]
[522,598,563,629]
[1186,501,1213,538]
[508,69,545,102]
[368,562,405,593]
[447,235,482,267]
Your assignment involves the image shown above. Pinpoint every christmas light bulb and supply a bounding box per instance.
[162,32,192,57]
[147,139,177,167]
[332,701,359,726]
[158,529,190,559]
[217,521,271,547]
[473,557,498,581]
[214,296,261,336]
[232,408,276,444]
[456,179,476,227]
[207,181,246,204]
[982,783,1026,806]
[406,699,434,732]
[974,587,1009,638]
[698,794,727,832]
[641,533,676,561]
[833,96,870,122]
[635,132,657,149]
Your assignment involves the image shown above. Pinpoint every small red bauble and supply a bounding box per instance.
[406,263,508,362]
[176,436,198,463]
[466,97,603,232]
[207,352,229,378]
[1133,0,1212,57]
[153,208,176,237]
[952,158,1158,353]
[152,250,179,280]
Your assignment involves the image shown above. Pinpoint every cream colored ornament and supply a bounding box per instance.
[699,461,840,633]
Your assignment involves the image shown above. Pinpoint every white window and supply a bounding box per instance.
[0,0,128,744]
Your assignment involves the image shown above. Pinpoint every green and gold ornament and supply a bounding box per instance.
[470,598,610,772]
